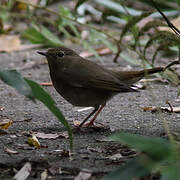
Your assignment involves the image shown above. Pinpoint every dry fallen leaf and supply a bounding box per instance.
[139,78,168,84]
[108,153,123,160]
[80,47,112,58]
[34,132,68,139]
[16,143,35,150]
[95,138,112,142]
[142,106,180,113]
[48,166,62,175]
[0,35,21,52]
[13,162,31,180]
[0,117,13,129]
[73,120,81,126]
[159,16,180,33]
[41,169,48,180]
[137,16,154,29]
[0,106,5,111]
[15,0,39,11]
[5,148,19,155]
[19,44,42,51]
[74,170,92,180]
[10,134,17,138]
[28,134,41,149]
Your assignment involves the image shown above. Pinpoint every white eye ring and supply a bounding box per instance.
[57,51,64,57]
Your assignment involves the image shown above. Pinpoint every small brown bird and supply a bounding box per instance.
[37,47,164,127]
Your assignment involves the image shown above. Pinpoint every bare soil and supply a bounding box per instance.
[0,48,179,179]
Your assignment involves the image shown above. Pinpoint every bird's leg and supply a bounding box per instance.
[79,106,99,127]
[87,103,106,127]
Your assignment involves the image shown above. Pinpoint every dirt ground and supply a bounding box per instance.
[0,48,180,179]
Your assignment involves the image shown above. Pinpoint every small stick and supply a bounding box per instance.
[164,59,180,70]
[166,100,173,112]
[150,0,180,35]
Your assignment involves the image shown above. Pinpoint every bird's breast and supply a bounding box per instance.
[52,80,114,107]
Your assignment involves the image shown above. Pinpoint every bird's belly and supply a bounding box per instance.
[54,82,114,107]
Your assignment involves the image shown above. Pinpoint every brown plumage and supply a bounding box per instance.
[37,47,164,127]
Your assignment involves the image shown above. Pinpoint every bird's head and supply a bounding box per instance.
[37,46,79,61]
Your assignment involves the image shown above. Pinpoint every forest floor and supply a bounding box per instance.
[0,47,180,179]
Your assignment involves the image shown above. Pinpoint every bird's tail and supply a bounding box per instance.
[113,67,164,85]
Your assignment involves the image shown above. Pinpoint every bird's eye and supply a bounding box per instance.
[57,51,64,58]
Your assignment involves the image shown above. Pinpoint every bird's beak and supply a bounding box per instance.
[37,51,48,56]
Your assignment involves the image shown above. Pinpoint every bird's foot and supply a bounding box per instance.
[73,120,106,129]
[83,121,105,128]
[72,121,109,134]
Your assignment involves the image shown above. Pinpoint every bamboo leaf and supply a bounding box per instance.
[120,11,152,42]
[144,31,180,58]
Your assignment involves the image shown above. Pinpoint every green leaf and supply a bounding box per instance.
[59,5,72,17]
[0,8,10,22]
[163,69,180,85]
[25,79,73,151]
[161,162,180,180]
[120,11,152,42]
[89,29,116,52]
[102,157,151,180]
[176,0,180,7]
[140,20,167,34]
[94,0,142,16]
[135,20,167,48]
[144,31,180,58]
[23,24,64,46]
[23,27,46,44]
[82,41,103,63]
[120,52,140,65]
[152,41,175,65]
[103,133,179,180]
[0,69,34,100]
[39,25,64,46]
[58,6,80,38]
[81,29,116,63]
[111,132,173,162]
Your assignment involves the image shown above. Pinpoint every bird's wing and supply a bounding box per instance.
[58,57,136,92]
